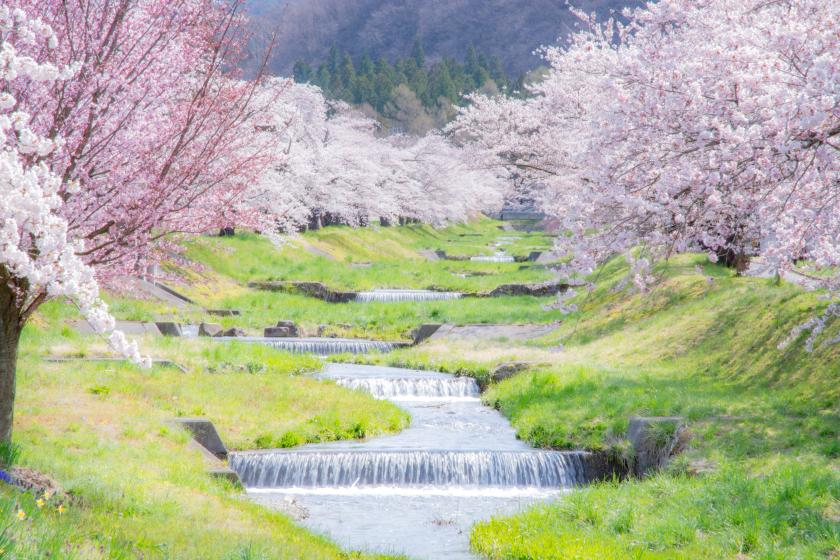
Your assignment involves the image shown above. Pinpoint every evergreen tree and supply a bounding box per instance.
[488,55,508,91]
[327,44,339,75]
[429,62,456,103]
[359,54,375,78]
[291,45,513,126]
[411,38,425,68]
[293,60,312,83]
[465,46,481,87]
[339,52,356,88]
[316,63,332,94]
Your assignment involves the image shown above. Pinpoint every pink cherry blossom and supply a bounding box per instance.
[452,0,839,288]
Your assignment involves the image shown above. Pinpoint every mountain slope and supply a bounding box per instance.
[245,0,639,77]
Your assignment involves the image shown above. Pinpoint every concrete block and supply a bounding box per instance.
[155,322,183,337]
[198,323,223,337]
[171,418,228,459]
[208,467,242,488]
[411,324,443,344]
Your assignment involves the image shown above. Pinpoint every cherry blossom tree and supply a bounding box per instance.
[246,80,507,234]
[388,132,507,226]
[0,0,270,441]
[1,6,144,442]
[452,0,839,285]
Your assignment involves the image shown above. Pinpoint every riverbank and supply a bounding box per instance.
[4,217,553,558]
[6,219,838,559]
[360,253,840,559]
[104,219,562,341]
[7,304,409,558]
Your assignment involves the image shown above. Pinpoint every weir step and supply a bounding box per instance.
[231,450,590,489]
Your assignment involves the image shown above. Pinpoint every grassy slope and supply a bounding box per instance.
[111,220,562,340]
[6,302,408,559]
[2,218,549,558]
[366,254,840,559]
[9,220,837,559]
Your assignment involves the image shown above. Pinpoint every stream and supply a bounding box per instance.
[230,363,586,559]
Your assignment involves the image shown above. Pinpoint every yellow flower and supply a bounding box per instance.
[57,504,65,515]
[16,509,25,520]
[36,498,45,509]
[43,490,53,500]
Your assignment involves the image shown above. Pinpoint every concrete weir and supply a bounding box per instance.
[231,363,600,560]
[354,289,462,302]
[249,279,575,303]
[217,336,410,355]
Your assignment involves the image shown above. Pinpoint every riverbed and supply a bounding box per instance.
[230,363,584,559]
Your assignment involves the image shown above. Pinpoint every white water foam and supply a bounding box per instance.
[231,449,587,489]
[470,255,515,263]
[333,376,480,399]
[248,486,566,498]
[355,290,462,303]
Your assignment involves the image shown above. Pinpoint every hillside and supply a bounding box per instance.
[4,218,838,558]
[243,0,640,78]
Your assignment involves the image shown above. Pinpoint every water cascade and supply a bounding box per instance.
[233,362,587,559]
[226,337,400,355]
[354,289,462,303]
[470,254,515,263]
[232,450,587,489]
[333,376,479,399]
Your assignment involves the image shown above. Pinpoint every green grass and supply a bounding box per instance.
[200,292,564,340]
[102,221,562,341]
[8,220,839,559]
[357,253,839,559]
[182,227,553,293]
[472,462,838,559]
[4,300,409,559]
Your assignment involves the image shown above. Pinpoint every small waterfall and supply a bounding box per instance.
[471,255,515,263]
[231,450,588,489]
[354,290,462,303]
[333,376,479,399]
[259,338,397,355]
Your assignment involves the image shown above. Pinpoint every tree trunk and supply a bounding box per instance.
[715,247,751,275]
[309,213,322,230]
[0,282,21,442]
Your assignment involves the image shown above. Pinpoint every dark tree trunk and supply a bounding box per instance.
[0,282,21,442]
[308,213,322,230]
[715,247,751,274]
[218,227,235,237]
[323,213,338,227]
[379,217,392,227]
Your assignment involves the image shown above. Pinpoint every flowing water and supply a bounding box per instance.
[230,364,584,559]
[470,254,515,263]
[218,337,401,355]
[355,289,463,303]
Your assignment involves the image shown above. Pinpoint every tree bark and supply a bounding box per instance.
[309,213,322,230]
[714,247,751,275]
[0,282,21,442]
